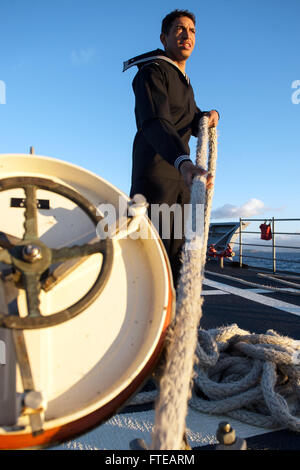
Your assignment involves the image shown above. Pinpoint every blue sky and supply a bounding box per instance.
[0,0,299,242]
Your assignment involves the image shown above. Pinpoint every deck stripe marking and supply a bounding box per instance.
[203,278,300,317]
[202,288,300,296]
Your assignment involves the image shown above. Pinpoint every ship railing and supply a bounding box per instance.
[235,217,300,273]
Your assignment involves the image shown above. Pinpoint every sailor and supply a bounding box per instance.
[124,9,219,287]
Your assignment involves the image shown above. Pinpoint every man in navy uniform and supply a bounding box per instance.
[124,9,219,287]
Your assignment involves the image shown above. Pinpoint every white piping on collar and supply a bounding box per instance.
[123,54,190,83]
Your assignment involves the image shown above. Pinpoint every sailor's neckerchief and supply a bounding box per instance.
[123,48,190,84]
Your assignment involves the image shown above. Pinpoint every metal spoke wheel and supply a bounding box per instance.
[0,177,113,329]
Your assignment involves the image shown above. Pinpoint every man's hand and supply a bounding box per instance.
[207,110,219,128]
[180,160,213,189]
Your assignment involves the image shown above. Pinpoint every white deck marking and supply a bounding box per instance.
[202,290,228,296]
[202,287,300,296]
[203,278,300,317]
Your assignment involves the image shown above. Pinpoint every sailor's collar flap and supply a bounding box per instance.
[123,48,190,83]
[123,49,167,72]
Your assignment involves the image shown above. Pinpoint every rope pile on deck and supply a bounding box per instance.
[129,116,300,449]
[191,324,300,431]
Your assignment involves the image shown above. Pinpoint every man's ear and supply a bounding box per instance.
[160,32,166,48]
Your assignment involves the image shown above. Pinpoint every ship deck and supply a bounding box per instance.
[200,260,300,450]
[54,261,300,451]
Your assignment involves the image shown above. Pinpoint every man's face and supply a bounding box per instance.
[160,16,196,63]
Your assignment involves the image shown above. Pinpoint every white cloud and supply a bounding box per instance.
[70,48,96,65]
[211,198,268,219]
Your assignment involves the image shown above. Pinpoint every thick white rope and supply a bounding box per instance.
[132,324,300,432]
[150,116,217,449]
[130,117,300,447]
[190,324,300,431]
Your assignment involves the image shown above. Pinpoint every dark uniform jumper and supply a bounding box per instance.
[124,49,205,286]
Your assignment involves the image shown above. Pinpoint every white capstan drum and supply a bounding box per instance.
[0,153,174,449]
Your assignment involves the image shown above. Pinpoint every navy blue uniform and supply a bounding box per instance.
[124,49,205,286]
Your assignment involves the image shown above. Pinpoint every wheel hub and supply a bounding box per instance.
[22,244,42,263]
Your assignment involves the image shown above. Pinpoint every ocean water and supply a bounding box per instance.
[232,250,300,274]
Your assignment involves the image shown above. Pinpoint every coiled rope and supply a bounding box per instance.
[132,116,300,449]
[191,324,300,431]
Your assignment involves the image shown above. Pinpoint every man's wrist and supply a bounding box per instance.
[174,155,191,171]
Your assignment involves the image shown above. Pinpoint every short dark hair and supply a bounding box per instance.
[161,9,196,35]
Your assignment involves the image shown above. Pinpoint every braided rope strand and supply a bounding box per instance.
[150,116,216,449]
[130,118,300,444]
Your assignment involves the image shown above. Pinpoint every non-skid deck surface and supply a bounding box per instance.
[53,263,300,451]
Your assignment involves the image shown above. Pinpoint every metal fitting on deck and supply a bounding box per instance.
[22,390,46,415]
[216,421,247,450]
